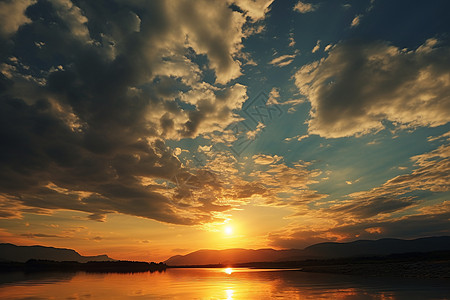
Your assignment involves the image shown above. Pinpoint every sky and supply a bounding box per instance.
[0,0,449,262]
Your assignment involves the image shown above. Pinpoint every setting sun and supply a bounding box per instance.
[224,226,233,235]
[224,268,233,275]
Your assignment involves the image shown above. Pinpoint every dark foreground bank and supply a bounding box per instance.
[0,260,167,273]
[298,251,450,279]
[300,260,450,278]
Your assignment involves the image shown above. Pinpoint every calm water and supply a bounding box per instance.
[1,268,449,299]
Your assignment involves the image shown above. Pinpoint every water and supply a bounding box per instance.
[1,268,449,299]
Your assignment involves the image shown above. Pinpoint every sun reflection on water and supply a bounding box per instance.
[0,268,445,299]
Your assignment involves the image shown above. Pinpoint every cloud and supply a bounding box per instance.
[427,131,450,142]
[49,0,90,41]
[324,44,333,52]
[294,38,450,138]
[326,143,450,219]
[162,149,326,214]
[282,98,305,111]
[386,143,450,193]
[246,122,265,139]
[0,0,272,226]
[284,134,308,142]
[331,196,416,219]
[267,87,280,105]
[252,154,282,165]
[331,210,450,240]
[231,0,274,22]
[179,83,248,138]
[268,142,450,248]
[20,233,67,238]
[351,14,362,27]
[0,0,36,37]
[247,161,326,206]
[172,1,247,84]
[269,209,450,249]
[288,33,295,47]
[293,1,318,14]
[311,40,320,53]
[269,54,296,67]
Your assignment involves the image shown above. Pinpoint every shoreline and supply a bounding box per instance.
[166,250,450,279]
[0,260,167,274]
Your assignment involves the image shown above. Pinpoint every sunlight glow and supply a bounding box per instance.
[225,289,234,299]
[224,226,233,235]
[224,268,233,275]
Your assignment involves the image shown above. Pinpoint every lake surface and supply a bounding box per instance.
[1,268,449,299]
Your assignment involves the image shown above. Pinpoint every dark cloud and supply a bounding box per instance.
[325,143,450,219]
[269,210,450,249]
[332,211,450,240]
[294,38,450,138]
[329,196,416,219]
[0,0,36,37]
[268,143,450,249]
[0,0,271,224]
[20,233,65,238]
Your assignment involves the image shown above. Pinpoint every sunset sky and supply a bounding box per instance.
[0,0,449,262]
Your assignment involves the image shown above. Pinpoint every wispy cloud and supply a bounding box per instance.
[288,33,296,47]
[285,134,309,142]
[269,54,296,67]
[252,154,282,165]
[312,40,321,53]
[267,140,450,248]
[269,207,450,249]
[427,131,450,142]
[324,143,450,219]
[351,14,362,27]
[20,233,67,239]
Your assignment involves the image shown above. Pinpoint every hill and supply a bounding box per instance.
[164,236,450,266]
[165,248,306,266]
[0,243,114,263]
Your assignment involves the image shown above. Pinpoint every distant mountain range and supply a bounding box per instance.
[3,236,450,265]
[0,243,114,263]
[164,236,450,266]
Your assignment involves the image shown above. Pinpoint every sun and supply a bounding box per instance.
[224,226,233,235]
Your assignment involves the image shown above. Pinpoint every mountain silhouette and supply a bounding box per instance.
[165,248,306,266]
[164,236,450,266]
[0,243,114,263]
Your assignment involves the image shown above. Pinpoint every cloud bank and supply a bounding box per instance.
[0,0,273,225]
[268,140,450,248]
[294,38,450,138]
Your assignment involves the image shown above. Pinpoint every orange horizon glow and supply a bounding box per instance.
[0,210,283,262]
